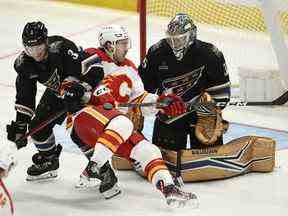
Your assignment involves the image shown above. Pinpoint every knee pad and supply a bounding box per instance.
[130,140,169,182]
[106,115,133,141]
[130,140,162,168]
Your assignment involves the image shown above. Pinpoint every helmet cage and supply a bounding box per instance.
[166,13,197,60]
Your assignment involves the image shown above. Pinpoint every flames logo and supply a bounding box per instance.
[102,74,133,103]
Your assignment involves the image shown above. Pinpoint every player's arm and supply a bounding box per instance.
[63,40,103,88]
[15,74,37,122]
[194,46,230,145]
[205,46,231,109]
[138,46,159,94]
[60,48,104,111]
[80,52,104,89]
[6,63,37,150]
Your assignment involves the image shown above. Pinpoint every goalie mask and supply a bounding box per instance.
[166,13,197,61]
[98,25,131,63]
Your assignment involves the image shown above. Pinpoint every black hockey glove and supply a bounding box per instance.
[63,82,86,113]
[6,121,28,149]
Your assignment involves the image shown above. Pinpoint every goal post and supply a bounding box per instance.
[138,0,288,101]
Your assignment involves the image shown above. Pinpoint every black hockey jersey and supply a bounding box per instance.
[138,39,231,107]
[13,36,83,120]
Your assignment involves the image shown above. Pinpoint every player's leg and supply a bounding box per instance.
[72,108,133,199]
[26,89,65,181]
[70,129,103,188]
[89,114,134,198]
[129,136,198,208]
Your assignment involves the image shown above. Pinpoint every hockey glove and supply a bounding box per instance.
[195,92,229,146]
[62,82,86,113]
[157,94,186,117]
[6,121,28,149]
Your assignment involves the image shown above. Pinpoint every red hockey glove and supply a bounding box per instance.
[157,94,186,117]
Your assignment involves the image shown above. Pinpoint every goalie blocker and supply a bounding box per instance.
[112,136,276,181]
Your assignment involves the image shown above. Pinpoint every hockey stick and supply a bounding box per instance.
[118,89,288,108]
[118,91,288,109]
[17,109,67,142]
[175,150,184,187]
[0,179,14,215]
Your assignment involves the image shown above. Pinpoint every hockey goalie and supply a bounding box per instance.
[108,14,276,182]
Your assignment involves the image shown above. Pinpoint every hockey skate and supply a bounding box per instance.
[75,160,102,189]
[76,160,121,199]
[26,144,62,181]
[98,161,121,199]
[157,180,198,208]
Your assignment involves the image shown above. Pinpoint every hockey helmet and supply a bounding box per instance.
[22,21,48,47]
[166,13,197,60]
[98,25,131,61]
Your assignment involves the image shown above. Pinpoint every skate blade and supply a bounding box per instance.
[166,193,199,209]
[26,170,58,181]
[75,176,101,189]
[102,184,121,199]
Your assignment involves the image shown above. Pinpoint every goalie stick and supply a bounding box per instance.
[118,90,288,109]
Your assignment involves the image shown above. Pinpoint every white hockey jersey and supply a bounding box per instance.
[82,48,158,115]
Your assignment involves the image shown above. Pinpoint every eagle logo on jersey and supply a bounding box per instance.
[102,74,133,103]
[162,65,204,96]
[43,68,61,92]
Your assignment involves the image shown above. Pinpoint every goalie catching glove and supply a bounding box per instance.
[195,92,229,146]
[157,94,186,117]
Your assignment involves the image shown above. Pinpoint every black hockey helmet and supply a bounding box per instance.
[22,21,48,47]
[166,13,197,60]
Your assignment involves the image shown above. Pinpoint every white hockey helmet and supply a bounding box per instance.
[98,25,130,49]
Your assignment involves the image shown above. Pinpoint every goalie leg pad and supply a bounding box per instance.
[159,135,276,182]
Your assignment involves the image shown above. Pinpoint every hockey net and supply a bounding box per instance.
[139,0,288,102]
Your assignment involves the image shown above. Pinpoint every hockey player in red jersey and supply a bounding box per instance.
[65,25,198,207]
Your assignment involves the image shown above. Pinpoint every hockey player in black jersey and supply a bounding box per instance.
[5,21,105,181]
[138,13,231,150]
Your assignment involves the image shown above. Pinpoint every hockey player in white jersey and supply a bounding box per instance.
[64,25,198,207]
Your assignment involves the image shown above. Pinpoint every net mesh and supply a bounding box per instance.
[142,0,288,93]
[146,0,288,34]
